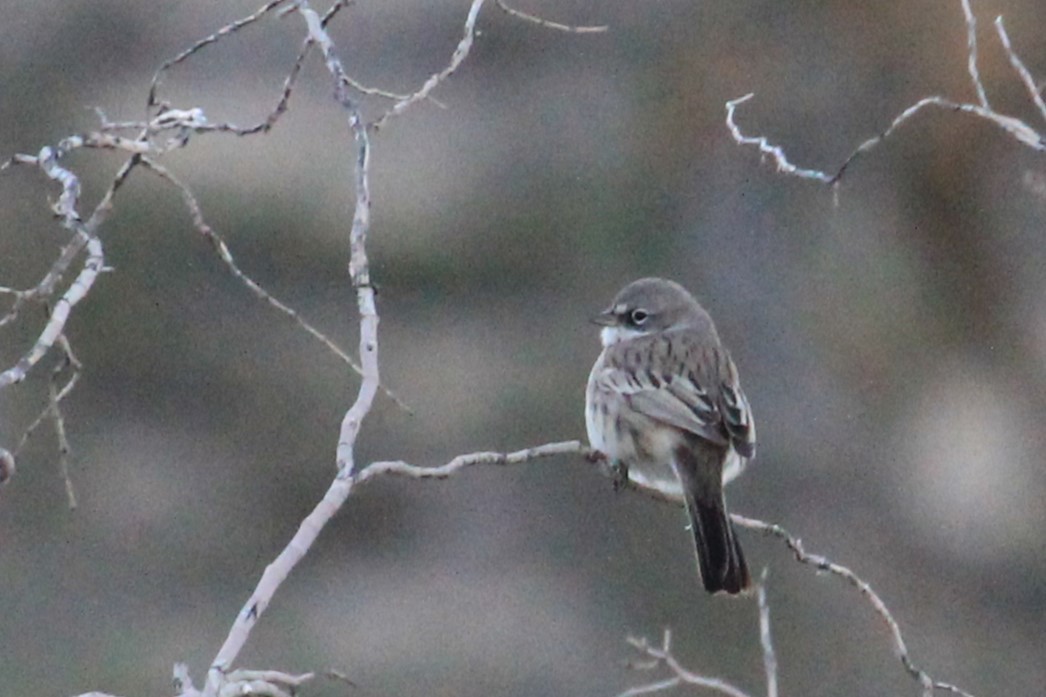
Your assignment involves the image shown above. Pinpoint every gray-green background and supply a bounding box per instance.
[2,1,1044,695]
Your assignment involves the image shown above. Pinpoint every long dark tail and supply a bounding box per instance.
[676,443,751,595]
[686,494,749,594]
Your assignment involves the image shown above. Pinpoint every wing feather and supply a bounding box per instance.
[594,332,756,456]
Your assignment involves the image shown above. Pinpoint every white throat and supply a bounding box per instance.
[600,325,649,347]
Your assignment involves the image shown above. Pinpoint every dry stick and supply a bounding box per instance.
[994,16,1046,123]
[0,149,92,329]
[0,237,86,328]
[622,598,773,697]
[960,0,989,109]
[723,94,836,184]
[620,573,771,697]
[360,440,586,482]
[0,224,92,329]
[51,335,82,508]
[147,0,290,112]
[494,0,608,34]
[153,0,326,138]
[175,663,312,697]
[15,334,82,457]
[321,1,450,106]
[0,150,140,389]
[136,157,411,412]
[732,514,974,697]
[829,97,1044,184]
[371,0,487,131]
[202,5,382,694]
[621,629,753,697]
[310,0,450,108]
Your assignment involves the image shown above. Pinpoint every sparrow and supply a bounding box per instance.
[585,277,755,594]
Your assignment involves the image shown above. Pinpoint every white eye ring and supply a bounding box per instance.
[629,308,649,325]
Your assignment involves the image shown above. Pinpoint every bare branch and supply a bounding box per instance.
[724,94,836,184]
[960,0,989,108]
[831,96,1044,184]
[136,157,406,410]
[371,0,487,131]
[494,0,608,34]
[11,332,81,505]
[0,229,105,389]
[324,669,359,688]
[726,2,1045,186]
[732,514,975,697]
[0,143,144,390]
[203,4,385,691]
[51,334,81,508]
[994,16,1046,123]
[360,440,585,482]
[622,574,779,697]
[622,629,754,697]
[148,0,290,112]
[175,663,312,697]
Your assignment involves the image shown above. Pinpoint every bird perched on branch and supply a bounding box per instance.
[585,277,755,594]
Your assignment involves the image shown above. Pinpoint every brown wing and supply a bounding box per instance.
[593,331,754,451]
[716,350,756,458]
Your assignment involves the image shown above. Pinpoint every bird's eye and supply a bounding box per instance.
[629,309,649,325]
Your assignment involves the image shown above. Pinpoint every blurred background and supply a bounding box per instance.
[1,0,1044,695]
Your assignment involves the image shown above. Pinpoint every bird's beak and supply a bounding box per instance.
[590,308,617,326]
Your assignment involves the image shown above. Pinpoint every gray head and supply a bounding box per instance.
[593,277,718,347]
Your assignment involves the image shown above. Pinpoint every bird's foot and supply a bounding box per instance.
[609,460,630,492]
[584,447,606,464]
[585,449,630,491]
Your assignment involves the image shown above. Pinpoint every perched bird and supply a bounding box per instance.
[585,277,755,594]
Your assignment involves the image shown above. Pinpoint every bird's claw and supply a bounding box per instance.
[585,449,629,491]
[609,460,630,492]
[584,448,607,464]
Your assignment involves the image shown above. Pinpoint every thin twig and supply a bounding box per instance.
[621,630,754,697]
[830,96,1044,184]
[0,146,139,388]
[52,334,82,508]
[11,333,82,502]
[175,663,312,697]
[960,0,989,108]
[724,94,836,184]
[360,440,586,482]
[136,157,407,410]
[494,0,607,33]
[732,514,975,697]
[148,0,290,112]
[994,16,1046,123]
[371,0,487,131]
